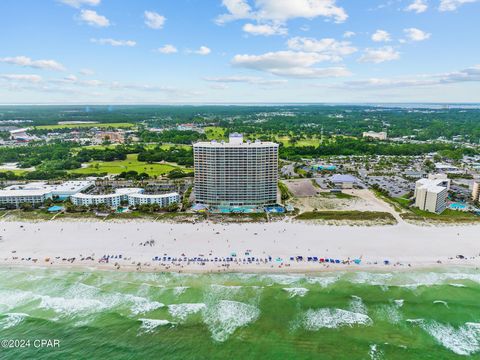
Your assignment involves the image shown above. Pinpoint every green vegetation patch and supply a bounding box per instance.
[278,181,293,201]
[401,208,480,223]
[69,153,188,177]
[35,122,135,130]
[296,210,396,223]
[204,126,226,140]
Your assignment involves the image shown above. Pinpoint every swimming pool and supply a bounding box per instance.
[449,203,467,210]
[215,206,258,213]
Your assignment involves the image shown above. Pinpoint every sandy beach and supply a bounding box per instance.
[0,219,478,273]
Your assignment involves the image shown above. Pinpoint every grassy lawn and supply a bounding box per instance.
[204,126,226,140]
[35,122,135,130]
[401,208,480,223]
[276,136,320,147]
[0,169,32,175]
[296,210,396,223]
[69,153,190,176]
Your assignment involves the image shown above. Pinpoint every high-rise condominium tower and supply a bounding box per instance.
[193,133,278,206]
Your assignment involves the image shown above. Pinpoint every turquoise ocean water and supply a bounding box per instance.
[1,268,480,359]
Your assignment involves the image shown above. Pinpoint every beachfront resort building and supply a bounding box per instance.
[414,174,451,213]
[71,188,179,208]
[193,133,278,206]
[362,131,387,140]
[0,181,94,208]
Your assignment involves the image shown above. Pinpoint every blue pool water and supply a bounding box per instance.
[449,203,467,210]
[217,206,257,213]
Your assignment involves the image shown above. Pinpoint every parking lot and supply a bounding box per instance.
[365,176,414,197]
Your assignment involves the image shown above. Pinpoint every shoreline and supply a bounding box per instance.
[0,261,479,274]
[1,219,479,273]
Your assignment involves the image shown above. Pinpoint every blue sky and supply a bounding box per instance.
[1,0,479,104]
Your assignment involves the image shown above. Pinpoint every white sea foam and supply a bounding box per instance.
[0,290,38,312]
[369,344,384,360]
[172,286,189,296]
[349,295,368,315]
[39,295,106,317]
[203,300,260,342]
[306,276,339,288]
[139,318,172,333]
[348,271,480,288]
[64,283,99,299]
[168,303,206,321]
[394,299,404,307]
[419,321,480,356]
[0,313,28,330]
[375,305,402,324]
[350,272,393,286]
[302,308,373,330]
[262,274,303,285]
[126,295,164,315]
[283,287,309,298]
[433,300,449,308]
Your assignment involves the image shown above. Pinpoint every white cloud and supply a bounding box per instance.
[58,0,100,8]
[0,56,66,71]
[144,11,166,29]
[439,0,478,11]
[404,27,431,41]
[79,9,110,27]
[216,0,348,35]
[358,46,400,63]
[193,46,211,55]
[217,0,252,23]
[342,64,480,89]
[79,68,95,76]
[156,44,178,54]
[371,30,391,42]
[343,31,356,38]
[405,0,428,13]
[243,23,287,36]
[286,37,357,62]
[232,50,351,78]
[0,74,43,83]
[204,75,287,85]
[90,38,136,47]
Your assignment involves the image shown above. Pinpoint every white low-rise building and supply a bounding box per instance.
[128,192,180,207]
[414,174,450,213]
[71,188,180,208]
[0,181,94,208]
[0,189,52,208]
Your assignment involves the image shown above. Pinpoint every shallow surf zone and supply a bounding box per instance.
[0,267,480,359]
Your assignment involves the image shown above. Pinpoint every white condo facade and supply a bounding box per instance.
[71,188,179,208]
[414,174,450,213]
[0,181,93,208]
[193,133,278,206]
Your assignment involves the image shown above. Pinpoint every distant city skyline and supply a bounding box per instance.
[1,0,479,104]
